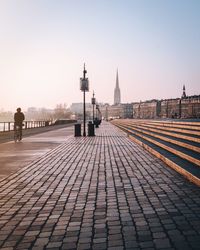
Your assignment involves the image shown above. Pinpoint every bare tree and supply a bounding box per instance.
[53,103,72,120]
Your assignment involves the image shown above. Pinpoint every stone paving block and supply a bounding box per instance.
[154,238,172,248]
[92,242,107,250]
[0,122,200,249]
[76,243,91,250]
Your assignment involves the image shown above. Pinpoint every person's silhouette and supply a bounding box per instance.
[14,107,25,140]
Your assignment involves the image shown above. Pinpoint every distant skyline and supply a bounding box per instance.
[0,0,200,111]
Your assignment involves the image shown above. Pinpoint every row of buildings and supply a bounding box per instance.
[70,71,200,120]
[99,95,200,120]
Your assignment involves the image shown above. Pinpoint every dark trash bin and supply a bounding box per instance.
[88,121,95,136]
[74,123,81,137]
[94,118,99,128]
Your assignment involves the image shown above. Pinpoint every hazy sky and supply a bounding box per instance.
[0,0,200,111]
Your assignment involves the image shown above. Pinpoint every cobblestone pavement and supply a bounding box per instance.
[0,122,199,250]
[0,126,74,180]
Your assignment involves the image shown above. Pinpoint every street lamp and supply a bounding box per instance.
[96,104,99,120]
[91,91,96,123]
[95,103,99,128]
[105,105,108,121]
[80,64,89,136]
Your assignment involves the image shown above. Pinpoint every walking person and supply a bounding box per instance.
[14,107,25,141]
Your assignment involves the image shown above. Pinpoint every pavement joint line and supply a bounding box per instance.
[0,121,200,250]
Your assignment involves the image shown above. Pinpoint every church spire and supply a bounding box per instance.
[116,69,119,88]
[114,69,121,105]
[182,84,186,98]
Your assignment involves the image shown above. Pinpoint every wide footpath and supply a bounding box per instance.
[0,122,200,250]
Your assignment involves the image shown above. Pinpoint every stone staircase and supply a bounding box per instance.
[111,119,200,186]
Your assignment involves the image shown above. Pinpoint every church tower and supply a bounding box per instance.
[114,69,121,105]
[181,84,186,98]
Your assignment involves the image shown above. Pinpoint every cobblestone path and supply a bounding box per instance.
[0,122,199,250]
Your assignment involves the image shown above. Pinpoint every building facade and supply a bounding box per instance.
[132,95,200,119]
[181,96,200,118]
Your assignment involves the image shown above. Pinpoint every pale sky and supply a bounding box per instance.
[0,0,200,111]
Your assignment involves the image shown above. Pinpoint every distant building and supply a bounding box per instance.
[181,95,200,118]
[160,99,180,118]
[100,104,122,120]
[120,103,133,119]
[70,103,92,114]
[99,103,133,120]
[114,70,121,105]
[134,100,159,119]
[132,94,200,119]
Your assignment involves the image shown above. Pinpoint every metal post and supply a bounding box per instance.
[106,105,108,121]
[83,89,86,136]
[93,103,94,122]
[80,63,89,136]
[83,64,87,136]
[96,104,100,120]
[92,91,95,123]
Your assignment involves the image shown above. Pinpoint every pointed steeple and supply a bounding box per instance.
[116,69,119,88]
[182,84,186,98]
[114,69,121,105]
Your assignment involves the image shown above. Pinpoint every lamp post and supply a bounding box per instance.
[95,103,99,128]
[105,105,108,121]
[91,91,96,123]
[80,64,89,136]
[96,104,99,120]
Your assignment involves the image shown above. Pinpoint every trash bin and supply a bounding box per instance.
[74,123,81,137]
[88,122,95,136]
[94,118,99,128]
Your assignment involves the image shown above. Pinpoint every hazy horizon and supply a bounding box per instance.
[1,0,200,112]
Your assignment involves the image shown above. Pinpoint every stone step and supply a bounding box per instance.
[112,120,200,186]
[118,122,200,152]
[134,121,200,137]
[138,120,200,130]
